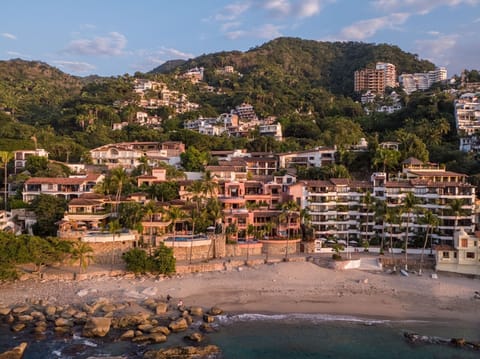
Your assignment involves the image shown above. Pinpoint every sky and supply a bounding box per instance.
[1,0,479,77]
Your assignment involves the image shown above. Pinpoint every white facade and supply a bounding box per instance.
[14,148,49,173]
[277,147,336,168]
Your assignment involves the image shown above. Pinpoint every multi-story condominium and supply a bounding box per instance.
[399,67,448,94]
[90,141,185,169]
[14,148,49,174]
[23,173,104,203]
[259,123,283,141]
[288,179,375,243]
[244,153,278,176]
[454,93,480,151]
[287,158,475,245]
[277,147,336,169]
[181,67,204,83]
[354,62,396,93]
[234,103,257,121]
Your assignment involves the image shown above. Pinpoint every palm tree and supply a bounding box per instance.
[187,180,205,212]
[108,219,121,269]
[110,167,128,216]
[385,206,401,271]
[70,241,94,273]
[299,207,312,241]
[164,206,188,254]
[206,198,223,259]
[246,224,256,262]
[201,170,218,198]
[361,191,374,249]
[280,200,300,261]
[448,198,466,243]
[402,192,419,271]
[143,201,158,254]
[419,210,439,275]
[374,199,387,254]
[0,151,13,210]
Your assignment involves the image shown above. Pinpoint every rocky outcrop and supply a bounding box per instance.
[83,317,112,337]
[143,345,221,359]
[168,317,188,333]
[0,342,28,359]
[404,332,480,351]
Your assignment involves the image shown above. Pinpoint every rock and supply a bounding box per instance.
[17,315,34,322]
[155,303,168,315]
[0,307,11,316]
[147,333,167,343]
[0,342,28,359]
[55,318,74,327]
[209,306,223,316]
[76,288,93,297]
[168,317,188,333]
[74,311,87,320]
[120,330,135,340]
[189,306,203,316]
[44,305,56,316]
[101,304,117,313]
[144,345,221,359]
[199,323,215,333]
[203,314,215,323]
[137,323,153,332]
[89,298,111,313]
[82,317,112,338]
[183,314,193,326]
[12,306,29,315]
[113,313,150,328]
[54,326,72,334]
[11,323,26,332]
[185,332,203,342]
[30,311,45,320]
[150,326,170,335]
[451,338,466,347]
[61,308,77,318]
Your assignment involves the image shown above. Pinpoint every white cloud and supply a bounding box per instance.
[262,0,326,18]
[415,34,458,65]
[53,60,96,73]
[371,0,479,15]
[226,24,283,40]
[214,2,251,21]
[65,32,127,56]
[336,13,409,41]
[474,17,480,22]
[130,47,195,72]
[427,30,440,36]
[1,32,17,40]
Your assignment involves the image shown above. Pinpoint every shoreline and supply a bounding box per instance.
[1,261,479,325]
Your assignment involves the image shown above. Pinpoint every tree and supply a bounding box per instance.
[448,198,466,243]
[402,192,419,270]
[280,200,300,260]
[385,206,401,271]
[108,219,121,268]
[374,199,387,254]
[164,206,188,253]
[70,241,94,273]
[0,151,13,210]
[30,194,67,236]
[372,148,400,173]
[152,243,176,275]
[110,168,129,215]
[419,210,439,275]
[180,146,210,171]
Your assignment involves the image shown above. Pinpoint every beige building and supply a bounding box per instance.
[436,229,480,275]
[354,62,396,93]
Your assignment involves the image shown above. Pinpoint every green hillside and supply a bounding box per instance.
[150,37,435,96]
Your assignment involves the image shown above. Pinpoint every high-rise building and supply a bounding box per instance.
[354,62,396,93]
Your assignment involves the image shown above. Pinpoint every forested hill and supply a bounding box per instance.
[0,59,83,122]
[150,37,435,95]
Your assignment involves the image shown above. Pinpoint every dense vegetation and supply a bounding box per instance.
[0,38,478,181]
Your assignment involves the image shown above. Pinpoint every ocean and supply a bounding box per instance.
[1,313,479,358]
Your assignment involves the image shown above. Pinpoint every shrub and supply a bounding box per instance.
[122,244,176,275]
[332,253,342,261]
[122,248,151,274]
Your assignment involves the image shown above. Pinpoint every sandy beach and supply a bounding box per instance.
[1,259,479,324]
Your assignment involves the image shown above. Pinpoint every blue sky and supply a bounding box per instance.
[1,0,479,77]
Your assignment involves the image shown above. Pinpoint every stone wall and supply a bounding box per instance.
[89,241,136,265]
[225,242,263,257]
[260,239,300,258]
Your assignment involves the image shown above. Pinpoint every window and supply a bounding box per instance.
[461,238,468,248]
[442,251,450,258]
[466,252,475,259]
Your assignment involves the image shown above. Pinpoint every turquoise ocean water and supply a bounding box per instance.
[1,313,479,358]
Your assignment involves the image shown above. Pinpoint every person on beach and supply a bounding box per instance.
[177,299,183,308]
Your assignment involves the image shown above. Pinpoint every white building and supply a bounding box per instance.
[14,148,49,173]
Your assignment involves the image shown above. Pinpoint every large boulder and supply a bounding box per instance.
[0,342,28,359]
[168,317,188,333]
[82,317,112,338]
[144,345,221,359]
[155,303,168,315]
[0,307,11,316]
[209,306,223,316]
[189,306,203,317]
[113,313,150,328]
